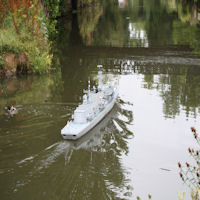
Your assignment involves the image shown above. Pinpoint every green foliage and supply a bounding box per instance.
[0,56,5,67]
[41,0,62,19]
[0,1,54,74]
[26,44,52,74]
[0,27,23,54]
[40,0,66,39]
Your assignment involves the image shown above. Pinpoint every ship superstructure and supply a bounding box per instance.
[61,65,118,140]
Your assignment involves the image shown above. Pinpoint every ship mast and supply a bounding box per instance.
[88,76,91,91]
[97,65,103,89]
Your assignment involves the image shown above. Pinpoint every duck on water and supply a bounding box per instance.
[6,105,17,116]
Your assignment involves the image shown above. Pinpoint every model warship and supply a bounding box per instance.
[61,65,118,140]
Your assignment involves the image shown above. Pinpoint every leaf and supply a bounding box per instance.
[177,191,185,200]
[197,187,200,197]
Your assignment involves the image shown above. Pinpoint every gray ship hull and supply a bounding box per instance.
[61,91,118,140]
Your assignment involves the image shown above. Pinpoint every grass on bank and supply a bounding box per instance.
[0,2,53,74]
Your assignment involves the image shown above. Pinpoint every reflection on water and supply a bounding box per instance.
[128,22,149,47]
[67,0,200,53]
[1,58,200,199]
[0,73,64,114]
[106,59,200,118]
[0,99,134,200]
[1,0,200,199]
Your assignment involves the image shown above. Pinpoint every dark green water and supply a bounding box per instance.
[1,0,200,199]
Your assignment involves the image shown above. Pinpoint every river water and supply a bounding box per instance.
[1,0,200,199]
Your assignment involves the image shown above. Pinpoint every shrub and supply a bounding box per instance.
[0,0,53,74]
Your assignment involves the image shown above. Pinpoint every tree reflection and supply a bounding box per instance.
[78,2,103,45]
[60,0,200,51]
[101,58,200,118]
[138,64,200,118]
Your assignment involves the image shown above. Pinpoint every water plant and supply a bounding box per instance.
[178,127,200,200]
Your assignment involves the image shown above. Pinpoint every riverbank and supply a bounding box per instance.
[0,0,55,77]
[0,0,101,78]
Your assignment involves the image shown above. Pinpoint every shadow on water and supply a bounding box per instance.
[0,99,134,200]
